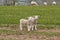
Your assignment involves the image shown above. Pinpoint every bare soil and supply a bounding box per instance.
[0,25,60,40]
[0,34,60,40]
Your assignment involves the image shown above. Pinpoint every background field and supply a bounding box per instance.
[0,5,60,24]
[0,5,60,40]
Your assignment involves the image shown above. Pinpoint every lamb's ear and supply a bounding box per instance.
[37,15,40,18]
[27,16,32,19]
[35,15,39,17]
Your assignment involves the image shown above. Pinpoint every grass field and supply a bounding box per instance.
[0,5,60,24]
[0,5,60,40]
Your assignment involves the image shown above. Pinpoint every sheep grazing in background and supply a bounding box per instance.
[28,15,39,31]
[15,2,18,6]
[43,2,47,5]
[31,1,39,6]
[52,1,56,5]
[20,15,39,31]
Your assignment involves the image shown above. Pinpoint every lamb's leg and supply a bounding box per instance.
[27,25,31,31]
[32,25,34,31]
[20,24,23,31]
[35,25,37,30]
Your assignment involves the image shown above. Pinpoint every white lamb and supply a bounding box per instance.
[20,19,28,31]
[20,15,39,31]
[28,15,39,31]
[20,18,32,31]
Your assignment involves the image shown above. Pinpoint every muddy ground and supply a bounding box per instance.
[0,24,60,40]
[0,34,60,40]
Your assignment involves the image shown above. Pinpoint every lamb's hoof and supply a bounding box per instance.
[28,29,30,31]
[20,28,22,30]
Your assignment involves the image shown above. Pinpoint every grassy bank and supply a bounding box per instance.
[0,5,60,24]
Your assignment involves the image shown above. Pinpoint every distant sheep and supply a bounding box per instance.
[52,1,56,5]
[15,2,18,6]
[43,2,47,5]
[31,1,39,6]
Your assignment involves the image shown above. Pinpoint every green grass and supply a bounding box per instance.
[0,5,60,24]
[0,29,20,35]
[0,29,60,37]
[0,6,60,40]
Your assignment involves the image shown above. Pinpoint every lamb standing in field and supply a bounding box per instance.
[28,15,39,31]
[20,15,39,31]
[20,19,28,31]
[20,18,32,31]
